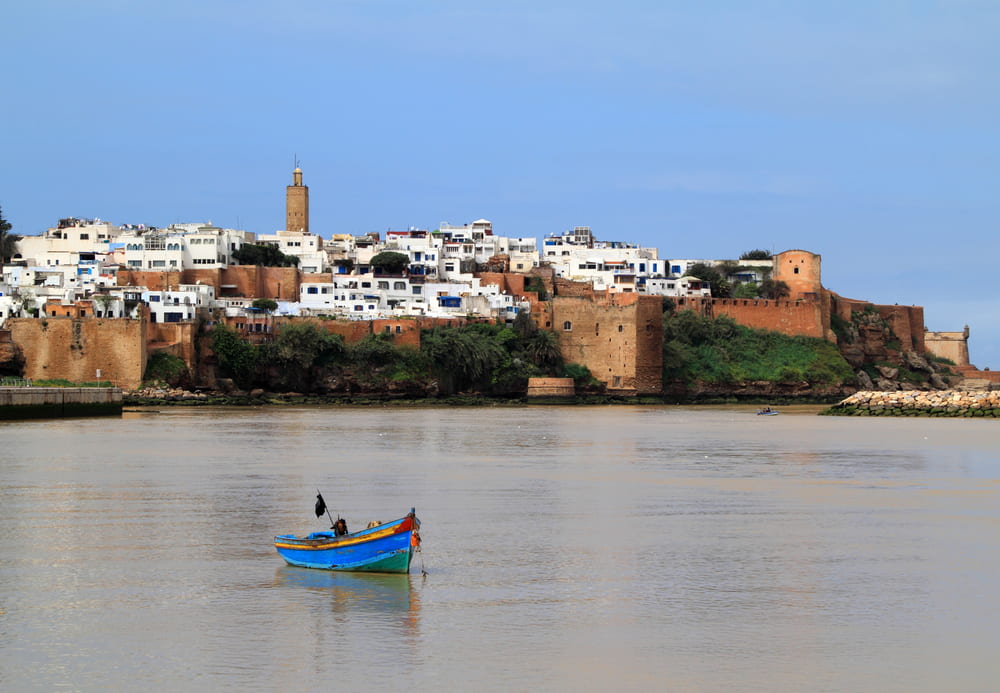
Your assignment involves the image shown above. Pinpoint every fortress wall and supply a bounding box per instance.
[553,294,662,395]
[117,270,184,291]
[478,272,527,298]
[553,277,599,298]
[148,322,198,370]
[260,267,301,300]
[677,296,827,340]
[876,305,925,352]
[925,330,970,366]
[372,319,422,349]
[8,316,147,389]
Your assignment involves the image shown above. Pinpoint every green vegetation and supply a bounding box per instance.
[525,276,548,300]
[252,298,278,313]
[144,352,192,387]
[0,205,20,264]
[32,379,115,388]
[211,324,261,389]
[231,243,299,267]
[261,322,345,392]
[739,249,771,260]
[684,262,732,298]
[203,316,568,396]
[369,251,409,274]
[662,310,854,386]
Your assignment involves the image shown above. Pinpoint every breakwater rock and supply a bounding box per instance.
[823,390,1000,417]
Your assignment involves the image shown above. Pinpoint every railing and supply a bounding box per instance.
[0,377,32,387]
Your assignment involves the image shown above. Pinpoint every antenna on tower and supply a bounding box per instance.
[294,153,300,169]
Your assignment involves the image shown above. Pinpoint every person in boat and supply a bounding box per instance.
[333,517,349,536]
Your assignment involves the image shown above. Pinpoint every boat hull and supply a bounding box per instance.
[274,513,420,574]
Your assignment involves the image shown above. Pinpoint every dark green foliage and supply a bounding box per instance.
[662,310,854,385]
[252,298,278,313]
[347,333,432,391]
[0,205,21,263]
[211,325,260,389]
[522,328,563,370]
[563,363,602,390]
[683,262,732,297]
[419,320,564,395]
[758,279,790,300]
[369,251,409,274]
[232,243,299,267]
[262,323,345,392]
[144,352,192,387]
[830,312,852,343]
[525,276,548,300]
[739,249,771,260]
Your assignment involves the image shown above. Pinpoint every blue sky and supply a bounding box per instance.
[3,1,998,366]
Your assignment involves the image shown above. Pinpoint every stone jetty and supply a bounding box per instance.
[823,390,1000,417]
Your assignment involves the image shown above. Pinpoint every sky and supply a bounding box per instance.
[2,1,998,366]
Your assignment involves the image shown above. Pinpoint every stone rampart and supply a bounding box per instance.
[0,386,122,419]
[526,377,575,397]
[8,316,147,389]
[824,390,1000,417]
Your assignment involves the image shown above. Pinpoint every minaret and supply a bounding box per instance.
[285,166,309,233]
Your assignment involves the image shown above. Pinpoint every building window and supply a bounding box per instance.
[80,233,89,240]
[412,286,422,295]
[563,321,572,331]
[618,325,623,332]
[378,281,389,290]
[794,267,800,274]
[307,287,318,294]
[394,282,406,290]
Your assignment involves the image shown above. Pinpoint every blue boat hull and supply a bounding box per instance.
[274,512,420,573]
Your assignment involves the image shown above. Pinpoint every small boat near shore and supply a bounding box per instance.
[757,408,779,416]
[275,507,422,573]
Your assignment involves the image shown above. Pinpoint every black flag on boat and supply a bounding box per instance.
[315,493,327,518]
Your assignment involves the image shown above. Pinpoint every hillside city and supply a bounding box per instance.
[0,168,986,397]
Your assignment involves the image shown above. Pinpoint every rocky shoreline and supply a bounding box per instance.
[823,390,1000,417]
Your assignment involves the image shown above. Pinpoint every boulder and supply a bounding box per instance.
[875,378,898,391]
[929,373,949,390]
[904,351,933,373]
[856,370,874,390]
[876,365,899,379]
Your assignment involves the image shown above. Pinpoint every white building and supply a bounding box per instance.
[256,229,328,273]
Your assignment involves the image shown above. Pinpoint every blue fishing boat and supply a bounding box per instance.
[275,507,422,574]
[757,407,779,416]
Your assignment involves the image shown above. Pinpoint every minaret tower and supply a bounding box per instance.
[285,163,309,233]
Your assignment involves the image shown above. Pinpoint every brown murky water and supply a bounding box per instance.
[2,405,998,691]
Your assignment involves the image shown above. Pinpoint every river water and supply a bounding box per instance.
[1,405,998,692]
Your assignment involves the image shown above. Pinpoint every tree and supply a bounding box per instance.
[0,205,21,264]
[211,325,260,389]
[421,325,506,394]
[369,251,409,274]
[523,329,563,370]
[739,249,771,260]
[232,243,299,267]
[263,322,345,392]
[759,279,790,300]
[684,262,732,298]
[252,298,278,313]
